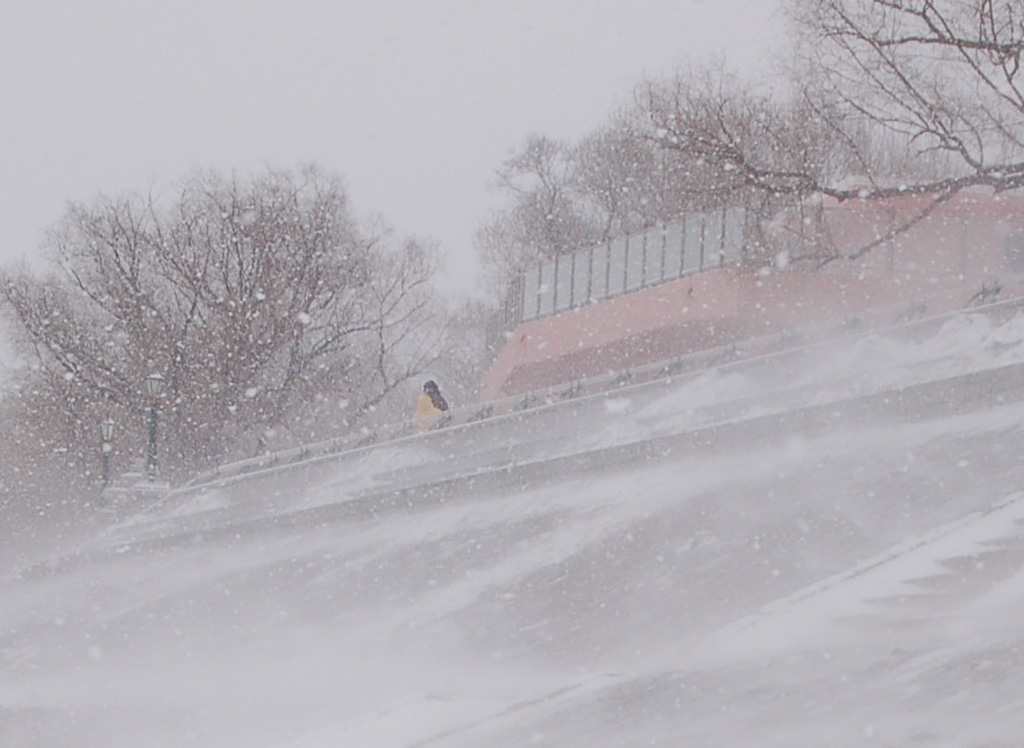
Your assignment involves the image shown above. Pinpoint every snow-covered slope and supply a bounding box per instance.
[5,305,1024,747]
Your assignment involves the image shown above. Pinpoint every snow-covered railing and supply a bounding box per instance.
[174,285,1024,495]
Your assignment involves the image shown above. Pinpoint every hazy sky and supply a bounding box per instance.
[1,0,784,296]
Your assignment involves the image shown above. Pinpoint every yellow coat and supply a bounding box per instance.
[413,392,443,433]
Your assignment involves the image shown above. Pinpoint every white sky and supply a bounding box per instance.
[0,0,784,297]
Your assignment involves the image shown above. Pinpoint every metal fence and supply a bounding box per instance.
[517,207,747,323]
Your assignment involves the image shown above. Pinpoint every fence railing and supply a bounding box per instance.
[163,285,1024,500]
[517,207,747,323]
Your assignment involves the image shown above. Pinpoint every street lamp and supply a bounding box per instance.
[100,419,115,488]
[145,373,166,482]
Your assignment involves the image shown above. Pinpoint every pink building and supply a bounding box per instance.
[481,192,1024,402]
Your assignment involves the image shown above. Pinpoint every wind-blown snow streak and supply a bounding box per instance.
[4,307,1024,746]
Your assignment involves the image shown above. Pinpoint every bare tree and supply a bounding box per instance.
[644,1,1024,201]
[1,165,448,488]
[478,1,1024,324]
[477,136,603,290]
[636,65,845,197]
[574,118,689,238]
[784,0,1024,259]
[433,297,504,404]
[346,235,449,425]
[631,2,1024,262]
[791,0,1024,194]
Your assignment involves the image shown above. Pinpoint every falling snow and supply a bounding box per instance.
[4,305,1024,745]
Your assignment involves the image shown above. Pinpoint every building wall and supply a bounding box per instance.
[480,270,742,399]
[818,192,1021,277]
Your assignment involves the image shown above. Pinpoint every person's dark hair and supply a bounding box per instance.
[423,380,448,411]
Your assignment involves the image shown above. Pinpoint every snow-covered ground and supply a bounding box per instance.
[5,305,1024,746]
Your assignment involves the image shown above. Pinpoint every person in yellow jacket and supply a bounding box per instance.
[413,380,449,433]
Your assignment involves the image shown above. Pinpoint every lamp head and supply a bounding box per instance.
[145,373,166,399]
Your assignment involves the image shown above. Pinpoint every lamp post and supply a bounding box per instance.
[101,419,115,488]
[145,373,165,482]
